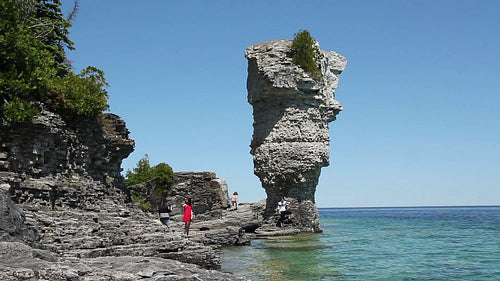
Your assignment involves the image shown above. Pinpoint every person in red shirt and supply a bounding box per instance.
[182,198,193,236]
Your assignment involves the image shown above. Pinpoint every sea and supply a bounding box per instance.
[221,206,500,281]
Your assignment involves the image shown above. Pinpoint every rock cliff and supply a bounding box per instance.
[245,39,346,232]
[0,110,251,280]
[0,110,135,209]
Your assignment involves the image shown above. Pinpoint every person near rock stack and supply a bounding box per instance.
[182,198,193,235]
[276,197,290,227]
[231,192,239,210]
[159,201,173,229]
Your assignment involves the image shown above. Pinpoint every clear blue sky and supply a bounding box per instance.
[62,0,499,208]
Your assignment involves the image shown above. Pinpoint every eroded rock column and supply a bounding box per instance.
[245,39,346,232]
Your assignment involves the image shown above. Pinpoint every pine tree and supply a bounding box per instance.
[291,30,322,80]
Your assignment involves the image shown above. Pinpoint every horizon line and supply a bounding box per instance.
[317,204,500,209]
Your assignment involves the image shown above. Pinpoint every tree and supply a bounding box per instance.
[125,154,152,186]
[46,66,109,118]
[291,29,322,80]
[125,154,174,187]
[0,0,57,122]
[0,0,109,124]
[151,162,174,186]
[18,0,75,76]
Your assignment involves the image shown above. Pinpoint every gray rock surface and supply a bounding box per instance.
[0,110,250,280]
[245,39,346,232]
[0,183,39,243]
[0,242,247,281]
[0,185,254,280]
[0,111,134,197]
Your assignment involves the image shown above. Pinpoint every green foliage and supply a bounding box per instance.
[2,96,39,123]
[151,162,175,190]
[0,0,56,122]
[112,237,124,245]
[125,154,152,186]
[131,193,150,212]
[291,29,322,80]
[46,66,109,118]
[125,154,174,187]
[0,0,109,124]
[19,0,74,76]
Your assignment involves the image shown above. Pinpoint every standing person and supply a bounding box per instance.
[182,198,193,236]
[231,192,239,210]
[276,197,289,227]
[158,201,173,229]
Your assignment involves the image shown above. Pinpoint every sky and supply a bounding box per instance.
[61,0,499,208]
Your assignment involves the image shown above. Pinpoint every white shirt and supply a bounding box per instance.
[277,200,287,212]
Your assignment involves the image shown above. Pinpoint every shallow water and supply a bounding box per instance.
[221,206,500,281]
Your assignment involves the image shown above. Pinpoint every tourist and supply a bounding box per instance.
[276,197,290,227]
[158,201,173,229]
[231,192,239,210]
[182,198,193,236]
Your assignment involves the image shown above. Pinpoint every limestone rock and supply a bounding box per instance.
[0,182,39,243]
[0,110,135,204]
[130,171,232,221]
[0,242,248,281]
[245,39,346,232]
[0,106,255,279]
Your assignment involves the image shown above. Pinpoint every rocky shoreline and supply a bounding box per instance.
[1,179,302,280]
[0,37,345,280]
[0,110,254,280]
[0,109,310,280]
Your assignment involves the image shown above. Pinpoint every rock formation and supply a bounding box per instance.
[129,171,232,221]
[0,109,251,280]
[245,39,347,232]
[0,110,135,210]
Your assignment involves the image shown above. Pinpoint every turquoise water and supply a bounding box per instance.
[221,206,500,281]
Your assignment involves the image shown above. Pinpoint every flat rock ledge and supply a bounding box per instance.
[0,242,246,281]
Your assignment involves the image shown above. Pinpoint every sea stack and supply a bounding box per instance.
[245,39,346,232]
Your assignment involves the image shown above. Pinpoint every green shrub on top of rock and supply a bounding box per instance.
[126,154,174,212]
[124,154,174,187]
[291,29,322,80]
[151,162,174,193]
